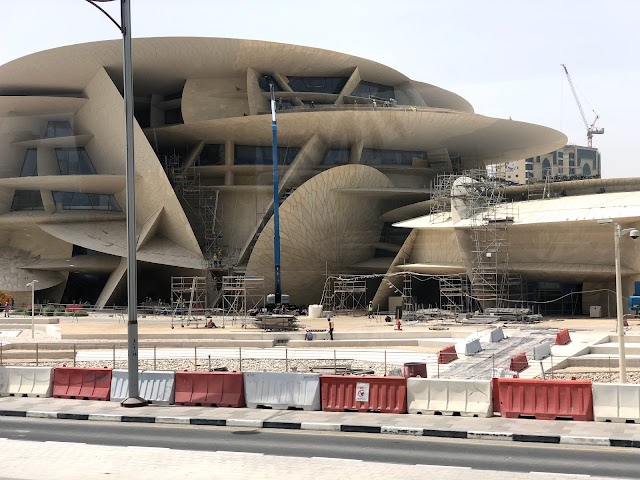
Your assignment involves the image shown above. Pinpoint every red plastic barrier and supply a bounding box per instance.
[175,371,245,407]
[53,367,112,400]
[320,375,406,414]
[438,345,458,364]
[555,328,571,345]
[495,378,593,421]
[509,352,529,373]
[491,378,500,414]
[65,304,83,312]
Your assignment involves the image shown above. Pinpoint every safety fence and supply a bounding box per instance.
[2,366,640,423]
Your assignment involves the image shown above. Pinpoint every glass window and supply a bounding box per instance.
[322,149,350,165]
[577,148,597,161]
[258,75,282,92]
[569,152,575,159]
[55,148,96,175]
[234,145,300,165]
[19,149,38,177]
[11,190,43,211]
[557,151,564,158]
[583,164,592,176]
[350,81,395,100]
[525,163,533,171]
[361,149,427,166]
[44,121,74,138]
[287,77,348,94]
[558,159,563,166]
[52,191,121,211]
[535,156,540,163]
[542,158,551,178]
[577,158,581,166]
[198,144,225,166]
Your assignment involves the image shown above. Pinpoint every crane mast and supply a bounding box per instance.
[561,64,604,147]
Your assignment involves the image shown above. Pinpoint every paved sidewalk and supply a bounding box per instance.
[1,396,638,449]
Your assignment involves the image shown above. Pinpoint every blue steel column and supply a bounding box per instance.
[270,85,282,304]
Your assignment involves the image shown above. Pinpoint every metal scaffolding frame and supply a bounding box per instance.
[439,274,471,313]
[221,275,265,326]
[331,276,367,315]
[171,276,207,328]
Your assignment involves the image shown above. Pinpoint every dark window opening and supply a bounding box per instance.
[235,145,300,165]
[322,149,350,165]
[165,108,183,125]
[259,75,282,92]
[56,148,96,175]
[198,144,225,166]
[164,92,182,101]
[361,149,427,166]
[19,149,38,177]
[350,81,395,100]
[52,191,121,211]
[11,190,43,211]
[44,121,74,138]
[287,77,348,94]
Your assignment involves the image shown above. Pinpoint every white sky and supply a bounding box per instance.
[1,0,638,178]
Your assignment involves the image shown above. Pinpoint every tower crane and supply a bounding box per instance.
[561,64,604,147]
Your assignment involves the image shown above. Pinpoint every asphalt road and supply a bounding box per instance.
[0,417,636,478]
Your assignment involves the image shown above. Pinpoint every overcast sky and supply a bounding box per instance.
[1,0,637,178]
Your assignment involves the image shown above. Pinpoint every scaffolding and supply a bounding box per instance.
[332,276,367,315]
[402,271,415,319]
[439,274,471,313]
[221,275,265,326]
[429,173,456,220]
[171,276,207,328]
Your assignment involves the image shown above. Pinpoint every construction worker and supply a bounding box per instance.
[327,316,334,340]
[390,98,397,108]
[368,301,374,318]
[372,99,377,111]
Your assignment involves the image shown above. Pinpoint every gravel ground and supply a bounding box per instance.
[539,371,640,383]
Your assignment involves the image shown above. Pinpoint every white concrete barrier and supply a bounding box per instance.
[533,341,552,360]
[593,383,640,423]
[0,366,53,397]
[407,378,492,417]
[488,327,505,343]
[455,338,482,355]
[110,370,175,405]
[243,372,321,410]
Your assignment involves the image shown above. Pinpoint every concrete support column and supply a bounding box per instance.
[225,140,234,186]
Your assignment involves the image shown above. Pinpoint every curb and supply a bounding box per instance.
[2,409,638,449]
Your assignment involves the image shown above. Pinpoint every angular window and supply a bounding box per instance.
[198,144,225,166]
[56,148,96,175]
[234,145,300,165]
[351,81,395,100]
[19,149,38,177]
[44,121,74,138]
[11,190,43,211]
[322,149,351,165]
[287,77,348,94]
[583,164,592,176]
[258,75,282,92]
[52,191,121,211]
[361,149,427,166]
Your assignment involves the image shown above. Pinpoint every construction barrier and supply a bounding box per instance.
[174,371,245,407]
[456,338,482,355]
[52,367,112,400]
[533,342,552,361]
[403,362,427,378]
[110,370,176,405]
[555,328,571,345]
[320,375,407,414]
[407,378,492,417]
[0,366,53,398]
[488,327,505,343]
[244,372,321,410]
[438,345,458,364]
[496,378,594,421]
[592,383,640,423]
[509,352,529,372]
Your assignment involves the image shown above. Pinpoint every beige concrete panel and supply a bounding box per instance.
[0,210,124,227]
[246,164,393,305]
[40,190,55,214]
[36,147,58,176]
[0,96,86,116]
[10,227,71,262]
[149,94,165,129]
[410,80,474,113]
[372,229,418,309]
[381,199,436,223]
[23,255,120,273]
[582,280,617,317]
[95,257,127,309]
[182,78,249,123]
[246,67,269,116]
[0,116,42,180]
[394,82,427,107]
[13,135,93,149]
[75,67,202,257]
[410,228,464,267]
[349,140,363,164]
[182,140,205,169]
[0,175,125,194]
[280,134,325,190]
[272,72,303,106]
[39,222,203,269]
[219,189,272,260]
[137,207,163,250]
[335,67,360,106]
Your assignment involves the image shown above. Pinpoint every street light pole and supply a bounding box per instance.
[27,280,38,339]
[85,0,145,406]
[613,223,627,383]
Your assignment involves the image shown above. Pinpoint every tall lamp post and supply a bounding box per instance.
[597,219,640,384]
[26,280,38,339]
[84,0,146,406]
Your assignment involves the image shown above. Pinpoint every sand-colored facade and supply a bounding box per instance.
[0,37,570,307]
